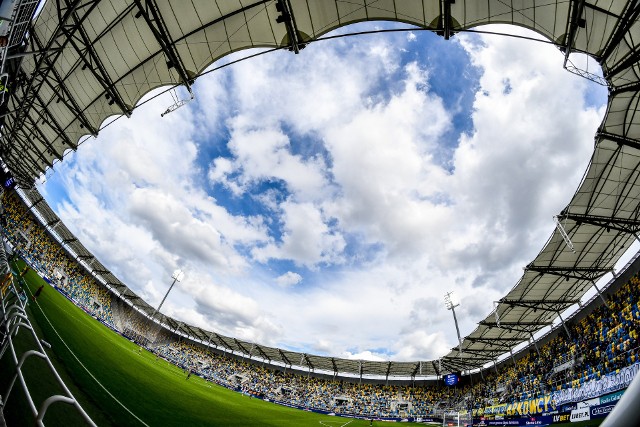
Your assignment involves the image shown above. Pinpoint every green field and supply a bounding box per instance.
[0,261,603,426]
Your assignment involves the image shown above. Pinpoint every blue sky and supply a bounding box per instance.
[38,23,612,362]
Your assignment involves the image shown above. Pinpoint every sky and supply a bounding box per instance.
[37,23,614,363]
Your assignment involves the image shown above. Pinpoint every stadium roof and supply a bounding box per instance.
[4,0,640,378]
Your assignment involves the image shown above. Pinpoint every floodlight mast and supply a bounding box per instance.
[149,269,184,321]
[445,291,463,357]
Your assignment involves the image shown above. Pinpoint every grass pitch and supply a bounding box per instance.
[0,261,604,426]
[2,263,374,426]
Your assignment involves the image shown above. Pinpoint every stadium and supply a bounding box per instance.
[0,0,640,426]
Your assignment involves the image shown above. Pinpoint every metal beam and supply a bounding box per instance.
[479,321,551,327]
[500,299,579,312]
[29,25,98,136]
[598,131,640,152]
[233,338,251,357]
[134,0,193,89]
[302,353,314,370]
[253,345,270,362]
[1,1,103,186]
[214,333,232,352]
[46,219,61,227]
[600,2,640,63]
[274,0,304,53]
[457,348,503,356]
[562,0,586,61]
[437,0,454,40]
[525,265,613,281]
[278,349,292,366]
[63,7,132,117]
[558,212,640,234]
[411,362,420,378]
[610,80,640,95]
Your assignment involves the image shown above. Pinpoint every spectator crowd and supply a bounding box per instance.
[2,190,638,419]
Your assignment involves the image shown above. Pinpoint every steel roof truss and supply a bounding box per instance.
[30,25,97,136]
[610,80,640,95]
[278,348,292,366]
[500,299,579,312]
[525,265,613,281]
[233,338,251,357]
[562,0,586,62]
[134,0,193,88]
[254,345,271,362]
[302,353,314,370]
[600,1,640,63]
[7,1,102,148]
[64,9,132,117]
[598,131,640,151]
[561,212,640,235]
[275,0,304,53]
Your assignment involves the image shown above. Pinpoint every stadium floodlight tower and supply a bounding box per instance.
[444,291,463,356]
[138,269,185,352]
[150,269,185,320]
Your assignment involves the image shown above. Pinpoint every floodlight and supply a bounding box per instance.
[172,269,185,282]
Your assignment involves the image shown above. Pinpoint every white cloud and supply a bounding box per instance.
[40,25,609,364]
[276,271,303,287]
[252,200,345,268]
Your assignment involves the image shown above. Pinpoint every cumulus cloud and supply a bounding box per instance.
[40,24,609,364]
[276,271,303,287]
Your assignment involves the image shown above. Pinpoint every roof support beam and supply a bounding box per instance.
[466,339,520,351]
[254,345,270,362]
[600,1,640,63]
[610,80,640,95]
[301,353,314,370]
[274,0,304,53]
[278,349,292,366]
[479,321,551,327]
[525,265,613,281]
[46,219,61,227]
[23,109,64,160]
[63,8,132,117]
[562,0,586,62]
[598,131,640,152]
[1,1,103,186]
[233,338,251,357]
[214,333,232,352]
[457,348,503,357]
[134,0,193,90]
[437,0,454,40]
[500,299,579,312]
[558,212,640,234]
[411,362,421,378]
[29,24,98,136]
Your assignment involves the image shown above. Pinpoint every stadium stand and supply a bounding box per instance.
[1,191,115,328]
[3,188,640,421]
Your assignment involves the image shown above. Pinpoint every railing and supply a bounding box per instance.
[0,197,96,426]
